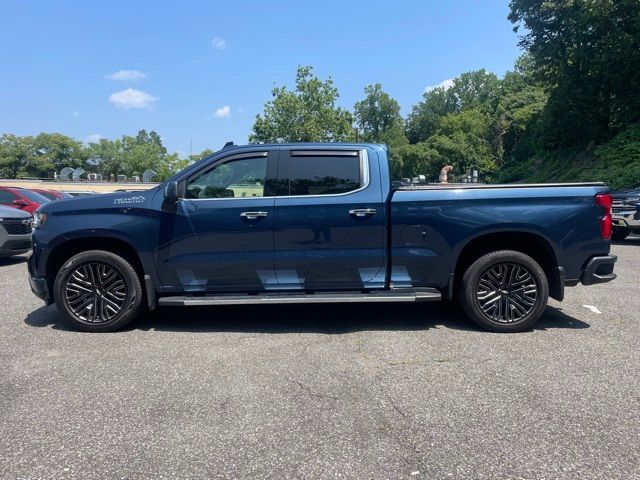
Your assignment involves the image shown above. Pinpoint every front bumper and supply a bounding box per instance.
[27,255,49,302]
[581,255,617,286]
[612,204,640,229]
[0,226,31,258]
[612,214,640,229]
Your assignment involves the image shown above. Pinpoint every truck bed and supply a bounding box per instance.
[395,182,606,191]
[389,181,611,292]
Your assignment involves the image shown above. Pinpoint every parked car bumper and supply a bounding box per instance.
[0,224,32,258]
[612,208,640,229]
[581,255,617,286]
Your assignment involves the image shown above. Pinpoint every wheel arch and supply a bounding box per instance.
[452,230,563,301]
[45,236,147,302]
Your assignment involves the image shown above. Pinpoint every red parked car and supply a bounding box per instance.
[29,188,73,201]
[0,186,51,215]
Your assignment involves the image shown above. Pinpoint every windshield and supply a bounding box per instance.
[19,190,51,203]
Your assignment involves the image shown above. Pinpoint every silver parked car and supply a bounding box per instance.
[0,205,32,258]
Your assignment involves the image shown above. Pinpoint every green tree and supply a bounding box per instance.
[509,0,640,147]
[591,123,640,189]
[0,134,35,178]
[86,130,177,180]
[496,55,548,164]
[449,69,501,114]
[189,148,215,163]
[427,109,496,179]
[353,84,408,176]
[394,142,442,180]
[86,138,125,179]
[156,153,191,180]
[135,129,165,151]
[122,132,168,178]
[31,133,86,177]
[250,66,355,143]
[354,84,405,142]
[0,133,86,179]
[405,86,457,143]
[405,69,499,145]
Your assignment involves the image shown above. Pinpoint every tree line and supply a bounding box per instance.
[1,0,638,188]
[250,0,640,188]
[0,130,211,182]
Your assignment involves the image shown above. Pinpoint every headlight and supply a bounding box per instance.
[32,211,48,229]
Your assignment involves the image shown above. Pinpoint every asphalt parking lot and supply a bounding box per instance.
[1,238,639,480]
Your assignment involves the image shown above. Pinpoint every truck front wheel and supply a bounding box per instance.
[53,250,144,332]
[459,250,549,333]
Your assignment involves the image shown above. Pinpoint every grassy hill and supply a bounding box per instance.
[500,123,640,189]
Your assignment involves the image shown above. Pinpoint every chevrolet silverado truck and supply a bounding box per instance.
[28,143,617,333]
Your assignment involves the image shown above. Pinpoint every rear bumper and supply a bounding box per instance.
[27,255,49,302]
[581,255,617,286]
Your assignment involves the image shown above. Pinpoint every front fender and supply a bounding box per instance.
[31,208,154,279]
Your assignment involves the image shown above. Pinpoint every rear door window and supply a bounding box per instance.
[284,151,362,196]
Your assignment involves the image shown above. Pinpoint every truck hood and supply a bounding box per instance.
[38,188,158,214]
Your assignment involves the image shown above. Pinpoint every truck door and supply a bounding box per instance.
[154,150,277,291]
[273,147,386,290]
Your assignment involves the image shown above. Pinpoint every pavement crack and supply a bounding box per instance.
[388,397,407,418]
[285,377,339,401]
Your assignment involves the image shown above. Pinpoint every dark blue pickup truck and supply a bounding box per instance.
[28,143,617,332]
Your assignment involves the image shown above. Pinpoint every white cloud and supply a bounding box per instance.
[109,88,158,109]
[105,70,147,81]
[211,37,226,49]
[85,134,103,144]
[73,112,80,117]
[214,105,231,118]
[425,78,454,92]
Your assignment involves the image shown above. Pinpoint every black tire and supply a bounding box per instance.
[611,228,630,241]
[53,250,143,332]
[458,250,549,333]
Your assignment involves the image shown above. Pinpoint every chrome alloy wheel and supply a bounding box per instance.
[64,262,128,323]
[475,262,538,323]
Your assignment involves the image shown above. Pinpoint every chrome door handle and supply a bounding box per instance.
[240,211,268,220]
[349,208,377,218]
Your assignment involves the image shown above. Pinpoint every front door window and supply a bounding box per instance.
[186,157,268,199]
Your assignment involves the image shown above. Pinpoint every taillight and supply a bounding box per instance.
[595,193,612,240]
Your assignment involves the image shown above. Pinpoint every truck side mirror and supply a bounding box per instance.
[164,181,179,203]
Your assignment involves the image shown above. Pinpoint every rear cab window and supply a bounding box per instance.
[278,150,364,196]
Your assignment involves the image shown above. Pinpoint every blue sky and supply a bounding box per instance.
[0,0,522,156]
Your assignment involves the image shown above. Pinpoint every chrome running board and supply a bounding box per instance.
[158,288,441,307]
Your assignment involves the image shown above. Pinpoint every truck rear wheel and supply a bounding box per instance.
[53,250,143,332]
[459,250,549,333]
